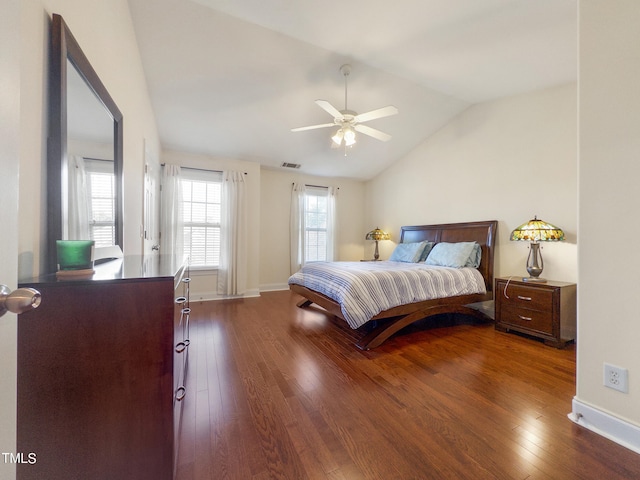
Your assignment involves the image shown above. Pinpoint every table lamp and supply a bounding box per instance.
[510,216,564,282]
[365,227,390,260]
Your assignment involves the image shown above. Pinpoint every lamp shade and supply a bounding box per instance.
[365,227,390,241]
[332,126,357,147]
[343,126,356,146]
[510,216,565,243]
[331,128,344,145]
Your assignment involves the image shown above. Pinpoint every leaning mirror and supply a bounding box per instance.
[47,13,123,273]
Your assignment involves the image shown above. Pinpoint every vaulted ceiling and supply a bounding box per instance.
[128,0,576,180]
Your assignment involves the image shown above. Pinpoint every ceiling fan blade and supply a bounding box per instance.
[315,100,344,120]
[354,105,398,123]
[291,123,335,132]
[354,124,392,142]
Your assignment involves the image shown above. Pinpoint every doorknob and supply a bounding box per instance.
[0,285,41,317]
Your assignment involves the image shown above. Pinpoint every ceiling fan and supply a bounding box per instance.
[291,64,398,147]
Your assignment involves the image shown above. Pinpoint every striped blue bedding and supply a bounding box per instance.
[288,261,486,329]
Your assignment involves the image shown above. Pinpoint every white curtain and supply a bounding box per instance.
[290,182,306,274]
[160,164,184,259]
[326,186,338,262]
[68,155,90,240]
[218,170,247,296]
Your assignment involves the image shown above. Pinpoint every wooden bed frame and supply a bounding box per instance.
[290,220,498,350]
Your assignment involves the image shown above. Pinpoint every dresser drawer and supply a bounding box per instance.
[498,282,553,312]
[500,304,554,335]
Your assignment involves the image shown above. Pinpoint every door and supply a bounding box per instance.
[142,139,161,256]
[0,1,21,479]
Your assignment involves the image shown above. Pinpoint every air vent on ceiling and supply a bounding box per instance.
[281,162,301,169]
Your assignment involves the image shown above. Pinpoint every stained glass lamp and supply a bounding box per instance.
[365,227,391,260]
[510,216,564,282]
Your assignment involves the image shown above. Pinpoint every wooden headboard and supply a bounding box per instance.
[399,220,498,293]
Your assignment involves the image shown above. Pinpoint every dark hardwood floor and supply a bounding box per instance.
[175,291,640,479]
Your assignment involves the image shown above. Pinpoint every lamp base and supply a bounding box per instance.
[522,276,547,283]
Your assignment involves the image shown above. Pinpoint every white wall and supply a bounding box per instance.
[575,0,640,438]
[365,83,578,284]
[19,0,160,279]
[259,168,366,291]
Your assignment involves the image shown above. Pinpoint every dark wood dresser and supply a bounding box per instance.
[17,255,188,480]
[494,277,576,348]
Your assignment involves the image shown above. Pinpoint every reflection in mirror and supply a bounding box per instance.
[48,14,123,273]
[67,60,116,247]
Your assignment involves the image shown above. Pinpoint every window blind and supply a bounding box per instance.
[181,169,223,267]
[84,158,115,248]
[304,186,329,262]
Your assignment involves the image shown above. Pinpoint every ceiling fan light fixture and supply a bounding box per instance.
[331,128,344,145]
[343,127,356,146]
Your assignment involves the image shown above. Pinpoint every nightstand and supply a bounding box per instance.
[494,277,576,348]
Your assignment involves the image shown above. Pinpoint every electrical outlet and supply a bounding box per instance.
[604,363,628,393]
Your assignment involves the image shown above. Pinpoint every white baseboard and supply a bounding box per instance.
[191,284,289,300]
[259,283,289,292]
[569,398,640,454]
[190,288,261,302]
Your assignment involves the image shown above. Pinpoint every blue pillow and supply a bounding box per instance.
[389,241,433,263]
[418,241,435,261]
[425,241,482,268]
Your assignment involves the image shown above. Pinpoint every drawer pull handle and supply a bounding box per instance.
[183,278,190,283]
[518,314,533,321]
[517,295,532,301]
[175,342,186,353]
[175,296,187,305]
[175,386,186,402]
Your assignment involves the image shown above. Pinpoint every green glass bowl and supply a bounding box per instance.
[56,240,95,271]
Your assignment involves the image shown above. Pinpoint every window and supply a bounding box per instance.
[84,159,115,248]
[304,186,330,262]
[290,183,336,273]
[181,169,222,267]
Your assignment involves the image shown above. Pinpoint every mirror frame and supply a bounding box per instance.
[48,13,123,273]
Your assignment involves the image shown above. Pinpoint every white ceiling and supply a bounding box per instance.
[127,0,577,180]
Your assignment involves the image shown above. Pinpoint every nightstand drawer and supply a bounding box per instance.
[500,304,554,335]
[498,282,553,312]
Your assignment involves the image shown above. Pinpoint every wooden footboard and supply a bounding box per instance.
[290,284,491,350]
[355,299,491,350]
